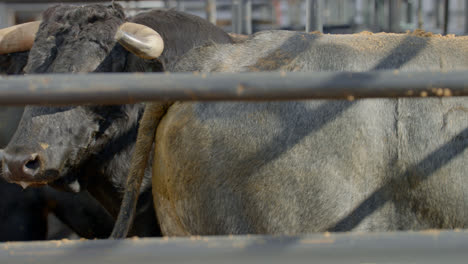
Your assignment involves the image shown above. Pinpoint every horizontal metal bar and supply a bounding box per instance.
[1,230,468,264]
[0,71,466,105]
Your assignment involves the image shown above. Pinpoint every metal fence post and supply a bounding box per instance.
[232,0,243,33]
[417,0,423,29]
[306,0,323,32]
[206,0,217,25]
[389,0,401,32]
[374,0,384,31]
[443,0,449,35]
[232,0,252,35]
[176,0,185,12]
[0,2,14,28]
[243,0,252,34]
[406,0,413,24]
[465,0,468,34]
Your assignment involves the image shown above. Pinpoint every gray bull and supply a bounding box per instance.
[115,30,468,236]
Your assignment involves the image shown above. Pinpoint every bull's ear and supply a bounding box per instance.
[114,22,164,60]
[0,21,41,55]
[0,51,29,75]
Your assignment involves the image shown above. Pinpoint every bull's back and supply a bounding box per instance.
[174,31,468,72]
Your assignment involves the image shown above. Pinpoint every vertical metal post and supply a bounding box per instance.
[232,0,243,33]
[443,0,449,35]
[417,0,423,29]
[337,0,344,24]
[206,0,217,25]
[435,0,442,28]
[373,0,382,31]
[0,3,9,28]
[362,0,369,26]
[389,0,401,32]
[306,0,323,32]
[271,0,278,27]
[342,0,354,25]
[176,0,185,12]
[465,0,468,34]
[323,0,330,25]
[406,0,413,23]
[350,0,358,25]
[164,0,171,9]
[366,0,375,29]
[243,0,252,34]
[0,3,14,28]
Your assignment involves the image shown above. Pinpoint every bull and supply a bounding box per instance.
[114,30,468,237]
[0,3,233,237]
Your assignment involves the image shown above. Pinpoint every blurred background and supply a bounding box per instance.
[0,0,467,35]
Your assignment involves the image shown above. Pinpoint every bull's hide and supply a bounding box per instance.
[150,30,468,235]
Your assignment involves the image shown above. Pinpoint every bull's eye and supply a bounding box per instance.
[88,15,99,23]
[91,131,99,139]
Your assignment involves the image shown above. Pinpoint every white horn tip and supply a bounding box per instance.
[68,180,81,193]
[18,181,31,189]
[115,22,164,60]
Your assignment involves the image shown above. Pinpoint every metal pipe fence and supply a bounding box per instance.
[1,230,468,264]
[0,71,466,105]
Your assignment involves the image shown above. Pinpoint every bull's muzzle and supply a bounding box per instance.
[2,151,43,187]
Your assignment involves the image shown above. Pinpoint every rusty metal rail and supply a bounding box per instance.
[0,71,466,105]
[1,230,468,264]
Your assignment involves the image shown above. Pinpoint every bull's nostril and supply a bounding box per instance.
[24,154,40,172]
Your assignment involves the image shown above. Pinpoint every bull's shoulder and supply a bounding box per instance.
[130,9,233,69]
[130,9,232,45]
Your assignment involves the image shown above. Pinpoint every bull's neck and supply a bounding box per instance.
[86,174,123,218]
[84,103,147,217]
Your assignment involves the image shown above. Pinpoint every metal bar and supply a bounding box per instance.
[243,0,252,34]
[389,0,401,32]
[232,0,243,34]
[443,0,450,34]
[305,0,323,32]
[417,0,423,29]
[465,0,468,34]
[2,230,468,264]
[175,0,184,12]
[206,0,217,25]
[374,0,384,31]
[406,0,413,23]
[0,71,466,105]
[436,0,442,27]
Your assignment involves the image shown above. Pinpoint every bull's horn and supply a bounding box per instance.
[115,22,164,60]
[0,21,41,55]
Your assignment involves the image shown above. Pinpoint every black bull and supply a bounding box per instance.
[0,4,233,238]
[0,52,115,241]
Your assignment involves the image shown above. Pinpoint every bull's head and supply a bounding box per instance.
[0,4,164,191]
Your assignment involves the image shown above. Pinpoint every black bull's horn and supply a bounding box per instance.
[0,21,41,54]
[114,22,164,59]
